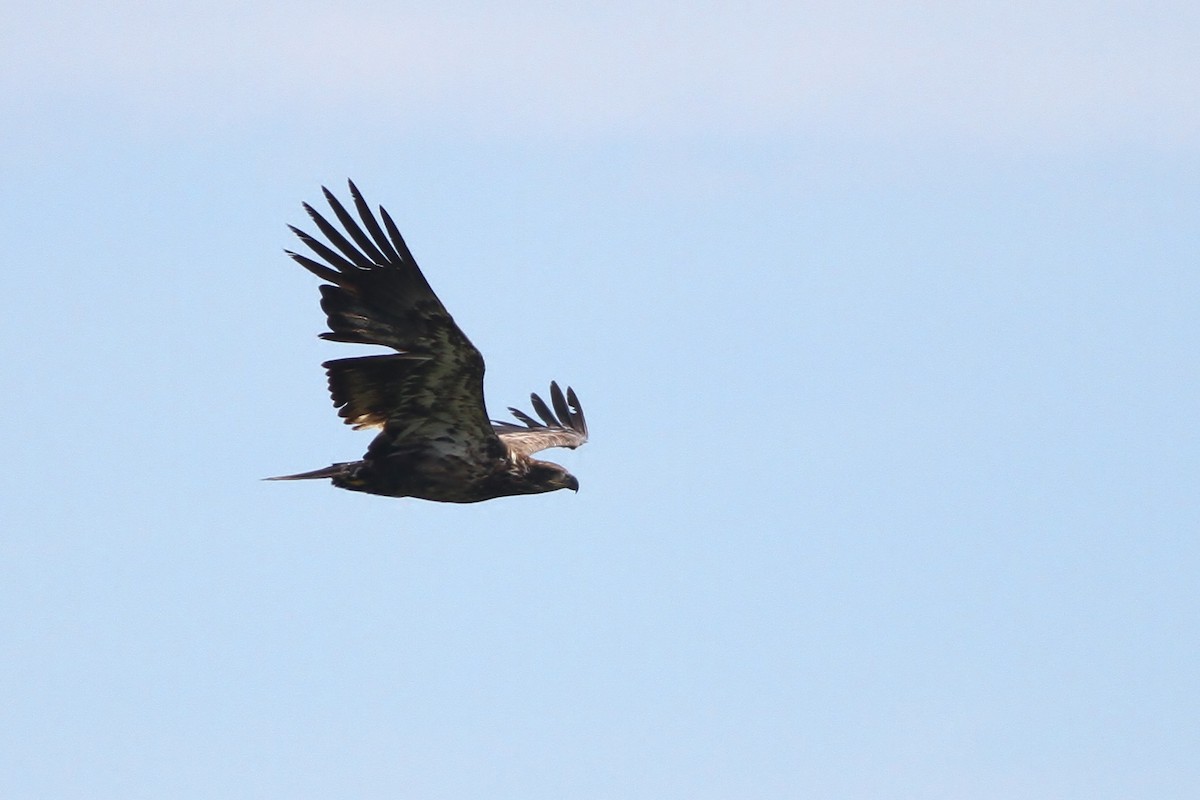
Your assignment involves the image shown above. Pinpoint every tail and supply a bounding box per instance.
[263,462,352,481]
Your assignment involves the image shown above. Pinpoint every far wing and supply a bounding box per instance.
[493,382,588,457]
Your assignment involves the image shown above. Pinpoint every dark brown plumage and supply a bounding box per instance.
[267,181,588,502]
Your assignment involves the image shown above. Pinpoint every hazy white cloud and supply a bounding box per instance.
[6,1,1198,149]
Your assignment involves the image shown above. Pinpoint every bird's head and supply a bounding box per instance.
[525,461,580,494]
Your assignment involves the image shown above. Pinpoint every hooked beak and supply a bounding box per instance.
[563,474,579,493]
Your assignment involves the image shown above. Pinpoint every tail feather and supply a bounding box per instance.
[264,463,351,481]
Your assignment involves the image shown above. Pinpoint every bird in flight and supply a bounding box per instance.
[267,181,588,502]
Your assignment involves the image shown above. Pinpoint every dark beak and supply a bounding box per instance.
[564,474,579,493]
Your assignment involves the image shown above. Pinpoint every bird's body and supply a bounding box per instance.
[268,181,587,502]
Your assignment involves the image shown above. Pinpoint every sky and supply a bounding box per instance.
[2,2,1198,797]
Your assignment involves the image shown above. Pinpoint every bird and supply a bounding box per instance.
[267,180,588,502]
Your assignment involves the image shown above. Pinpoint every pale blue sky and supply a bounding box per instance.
[2,2,1198,798]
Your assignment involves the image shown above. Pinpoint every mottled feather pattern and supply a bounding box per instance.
[286,181,493,447]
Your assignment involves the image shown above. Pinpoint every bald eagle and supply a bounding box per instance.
[267,181,588,502]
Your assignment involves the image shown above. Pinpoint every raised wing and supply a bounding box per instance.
[493,382,588,457]
[286,181,496,447]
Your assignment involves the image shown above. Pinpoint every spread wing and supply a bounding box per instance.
[493,382,588,457]
[286,181,498,451]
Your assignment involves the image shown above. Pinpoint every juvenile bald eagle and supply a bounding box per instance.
[267,181,588,502]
